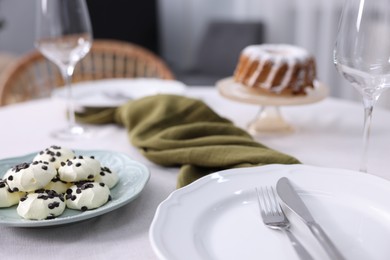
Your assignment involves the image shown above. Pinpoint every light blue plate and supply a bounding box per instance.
[0,150,150,227]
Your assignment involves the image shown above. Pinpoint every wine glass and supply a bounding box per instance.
[334,0,390,172]
[35,0,93,139]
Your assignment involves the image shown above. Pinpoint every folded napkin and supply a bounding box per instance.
[76,95,300,188]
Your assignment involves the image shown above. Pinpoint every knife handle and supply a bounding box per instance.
[308,222,346,260]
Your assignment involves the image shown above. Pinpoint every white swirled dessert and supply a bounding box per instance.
[65,181,111,211]
[58,155,101,182]
[0,180,23,207]
[44,176,72,194]
[95,166,119,189]
[233,44,316,95]
[17,190,66,220]
[33,145,75,169]
[3,161,57,192]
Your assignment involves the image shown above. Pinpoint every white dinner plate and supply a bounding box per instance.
[0,150,150,227]
[150,164,390,260]
[52,78,187,107]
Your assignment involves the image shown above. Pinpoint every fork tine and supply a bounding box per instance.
[255,187,266,218]
[265,186,277,216]
[269,186,282,216]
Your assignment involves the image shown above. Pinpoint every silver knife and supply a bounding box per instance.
[276,177,346,260]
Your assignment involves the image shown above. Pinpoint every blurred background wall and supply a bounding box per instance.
[0,0,390,108]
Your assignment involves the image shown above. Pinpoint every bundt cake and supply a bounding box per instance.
[233,44,316,95]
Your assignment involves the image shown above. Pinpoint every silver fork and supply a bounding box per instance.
[256,187,314,260]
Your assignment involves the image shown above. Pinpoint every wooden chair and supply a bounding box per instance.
[0,39,175,106]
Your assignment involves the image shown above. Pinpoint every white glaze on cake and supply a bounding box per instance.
[65,181,111,211]
[58,155,101,182]
[17,190,66,220]
[4,161,57,192]
[235,44,316,94]
[33,145,75,169]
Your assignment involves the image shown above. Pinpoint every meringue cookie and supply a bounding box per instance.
[58,155,101,182]
[17,190,66,220]
[33,145,75,169]
[0,180,24,207]
[44,176,72,194]
[95,166,119,189]
[4,161,57,192]
[65,181,111,211]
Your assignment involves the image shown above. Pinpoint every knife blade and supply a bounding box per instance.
[276,177,346,260]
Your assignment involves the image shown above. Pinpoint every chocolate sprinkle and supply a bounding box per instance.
[81,206,88,211]
[48,202,60,209]
[12,162,30,173]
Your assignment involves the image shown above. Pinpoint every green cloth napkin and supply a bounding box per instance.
[76,95,300,188]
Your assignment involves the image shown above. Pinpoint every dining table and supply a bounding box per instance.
[0,80,390,260]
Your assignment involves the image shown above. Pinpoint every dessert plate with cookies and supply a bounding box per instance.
[0,145,150,227]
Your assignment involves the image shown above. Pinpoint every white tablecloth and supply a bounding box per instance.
[0,87,390,259]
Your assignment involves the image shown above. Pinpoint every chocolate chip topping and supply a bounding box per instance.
[48,202,60,209]
[12,162,30,173]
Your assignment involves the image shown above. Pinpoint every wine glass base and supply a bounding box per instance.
[51,125,91,140]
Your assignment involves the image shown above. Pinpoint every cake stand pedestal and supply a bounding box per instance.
[217,77,329,135]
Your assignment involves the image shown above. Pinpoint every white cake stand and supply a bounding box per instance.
[217,77,329,135]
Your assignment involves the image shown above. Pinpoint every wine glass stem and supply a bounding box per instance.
[360,102,374,173]
[61,66,76,130]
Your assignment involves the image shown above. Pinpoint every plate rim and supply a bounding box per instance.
[0,149,150,227]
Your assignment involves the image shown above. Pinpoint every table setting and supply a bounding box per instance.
[1,0,390,259]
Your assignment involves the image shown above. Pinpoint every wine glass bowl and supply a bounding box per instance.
[35,0,93,139]
[334,0,390,172]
